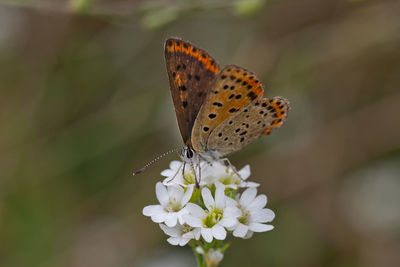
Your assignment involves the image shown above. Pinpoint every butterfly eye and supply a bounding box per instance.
[186,148,194,159]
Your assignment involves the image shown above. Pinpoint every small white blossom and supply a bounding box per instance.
[229,187,275,238]
[160,160,182,180]
[161,160,185,186]
[184,183,241,242]
[159,223,200,246]
[161,160,259,188]
[142,159,276,265]
[196,247,224,266]
[196,161,259,189]
[143,182,194,227]
[161,160,206,187]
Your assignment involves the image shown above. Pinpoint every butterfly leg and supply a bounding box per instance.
[197,161,202,186]
[166,161,183,184]
[181,161,186,178]
[180,162,193,185]
[189,159,201,189]
[220,157,244,180]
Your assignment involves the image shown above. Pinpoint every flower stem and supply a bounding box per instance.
[191,243,206,267]
[191,241,226,267]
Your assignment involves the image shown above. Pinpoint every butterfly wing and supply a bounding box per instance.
[165,38,219,146]
[206,97,289,155]
[191,65,264,152]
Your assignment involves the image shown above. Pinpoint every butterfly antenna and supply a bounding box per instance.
[132,147,181,176]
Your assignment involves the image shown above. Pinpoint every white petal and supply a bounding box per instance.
[186,203,206,218]
[181,229,193,239]
[156,182,169,206]
[248,223,274,232]
[183,214,203,227]
[143,205,167,223]
[202,187,215,210]
[225,184,238,190]
[240,188,257,207]
[251,208,275,223]
[220,217,238,228]
[241,181,259,188]
[170,160,182,170]
[214,183,226,209]
[204,161,225,176]
[199,176,217,186]
[182,228,201,240]
[244,231,254,239]
[151,210,168,223]
[201,162,226,185]
[247,194,267,210]
[166,237,180,246]
[160,169,175,178]
[201,228,213,243]
[168,185,184,202]
[164,212,178,227]
[225,197,238,207]
[193,228,201,240]
[162,177,176,186]
[163,178,186,187]
[226,221,238,231]
[161,161,184,184]
[142,205,162,216]
[224,206,241,218]
[233,223,249,238]
[181,184,194,205]
[177,209,189,224]
[238,165,251,180]
[159,224,180,237]
[211,224,226,240]
[178,238,190,246]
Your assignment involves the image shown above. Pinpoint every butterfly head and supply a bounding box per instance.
[179,145,198,163]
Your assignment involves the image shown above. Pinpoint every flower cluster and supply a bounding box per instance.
[143,160,275,250]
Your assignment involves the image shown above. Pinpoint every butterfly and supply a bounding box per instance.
[165,37,289,168]
[133,38,289,183]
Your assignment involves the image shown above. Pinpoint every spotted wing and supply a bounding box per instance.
[165,38,219,146]
[206,97,289,156]
[191,65,264,152]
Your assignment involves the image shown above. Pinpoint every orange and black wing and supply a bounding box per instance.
[191,65,264,152]
[165,38,219,146]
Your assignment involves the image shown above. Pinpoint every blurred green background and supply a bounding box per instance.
[0,0,399,266]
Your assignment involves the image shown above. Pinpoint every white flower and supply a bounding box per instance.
[183,183,241,242]
[161,160,259,189]
[159,223,200,246]
[143,182,194,227]
[161,160,205,187]
[161,160,185,186]
[201,162,259,189]
[196,247,224,266]
[229,187,275,238]
[143,159,276,252]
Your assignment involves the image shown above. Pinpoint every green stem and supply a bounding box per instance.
[191,243,206,267]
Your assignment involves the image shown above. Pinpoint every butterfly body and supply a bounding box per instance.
[165,38,289,163]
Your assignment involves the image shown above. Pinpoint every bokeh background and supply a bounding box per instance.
[1,0,399,266]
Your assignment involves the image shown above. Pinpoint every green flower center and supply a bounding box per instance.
[202,207,223,228]
[218,173,240,186]
[238,207,250,225]
[183,171,196,186]
[165,198,182,212]
[182,223,194,233]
